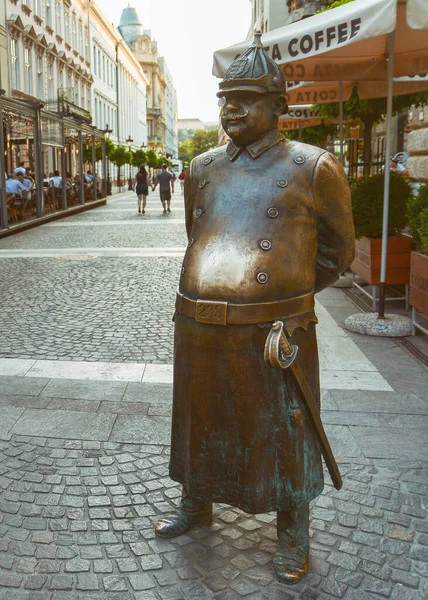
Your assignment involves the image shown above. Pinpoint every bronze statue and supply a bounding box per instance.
[155,32,355,585]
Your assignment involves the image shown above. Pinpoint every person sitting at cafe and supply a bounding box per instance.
[16,172,33,190]
[13,162,26,177]
[6,174,26,195]
[49,170,62,188]
[86,170,94,182]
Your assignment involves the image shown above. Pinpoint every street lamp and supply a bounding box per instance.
[104,124,113,196]
[126,135,133,190]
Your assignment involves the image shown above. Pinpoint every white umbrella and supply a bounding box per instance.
[213,0,428,321]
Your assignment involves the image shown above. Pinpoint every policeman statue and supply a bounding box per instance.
[155,33,355,584]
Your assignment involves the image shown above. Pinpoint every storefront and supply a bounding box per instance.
[0,95,107,231]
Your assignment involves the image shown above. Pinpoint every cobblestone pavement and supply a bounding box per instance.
[1,191,427,599]
[0,256,180,363]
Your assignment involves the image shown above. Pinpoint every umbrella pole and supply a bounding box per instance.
[378,32,395,319]
[339,81,344,165]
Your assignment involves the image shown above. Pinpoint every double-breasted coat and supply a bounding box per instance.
[169,130,355,514]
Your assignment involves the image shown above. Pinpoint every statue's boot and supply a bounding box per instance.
[155,494,212,539]
[273,504,309,585]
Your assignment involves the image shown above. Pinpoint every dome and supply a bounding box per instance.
[118,5,144,45]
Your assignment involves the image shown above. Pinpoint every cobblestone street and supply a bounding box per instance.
[0,191,427,599]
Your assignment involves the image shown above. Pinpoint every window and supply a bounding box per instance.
[72,15,77,49]
[64,8,70,43]
[93,46,97,75]
[84,26,89,60]
[58,68,64,90]
[35,0,41,16]
[78,20,83,56]
[22,0,31,8]
[95,98,98,127]
[56,2,62,35]
[24,48,33,96]
[46,1,52,27]
[11,39,20,90]
[37,56,44,99]
[48,62,54,100]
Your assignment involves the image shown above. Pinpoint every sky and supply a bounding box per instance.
[96,0,252,122]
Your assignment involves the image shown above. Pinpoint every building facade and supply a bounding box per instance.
[0,0,8,93]
[159,57,178,158]
[90,1,148,150]
[249,0,333,32]
[118,5,178,158]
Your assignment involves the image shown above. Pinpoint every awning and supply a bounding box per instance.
[213,0,428,81]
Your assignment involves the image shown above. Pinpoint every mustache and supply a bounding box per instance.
[222,110,249,122]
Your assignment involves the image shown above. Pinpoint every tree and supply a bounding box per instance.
[313,87,428,175]
[178,138,193,164]
[110,145,132,187]
[132,149,147,168]
[191,130,219,158]
[145,149,158,178]
[178,129,218,163]
[283,123,337,149]
[105,138,115,159]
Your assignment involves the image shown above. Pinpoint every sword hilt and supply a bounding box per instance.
[264,321,298,370]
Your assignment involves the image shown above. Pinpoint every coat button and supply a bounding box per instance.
[194,208,203,218]
[260,240,272,251]
[181,266,185,276]
[188,238,195,248]
[199,180,208,188]
[202,157,213,165]
[267,207,278,218]
[256,272,269,284]
[294,155,306,164]
[277,178,288,188]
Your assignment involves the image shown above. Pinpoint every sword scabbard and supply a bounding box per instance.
[264,321,343,490]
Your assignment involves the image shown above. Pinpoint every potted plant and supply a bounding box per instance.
[350,172,413,285]
[407,184,428,317]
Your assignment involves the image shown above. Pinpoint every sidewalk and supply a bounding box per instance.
[0,191,427,599]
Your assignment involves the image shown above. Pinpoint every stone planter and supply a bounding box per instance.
[410,251,428,315]
[351,236,412,285]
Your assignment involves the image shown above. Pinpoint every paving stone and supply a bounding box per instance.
[93,559,113,573]
[49,575,74,591]
[102,575,128,592]
[64,558,90,573]
[129,573,156,590]
[76,574,100,591]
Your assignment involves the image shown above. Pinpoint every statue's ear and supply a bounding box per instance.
[273,95,288,117]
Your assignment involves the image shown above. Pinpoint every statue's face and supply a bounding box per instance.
[220,91,279,146]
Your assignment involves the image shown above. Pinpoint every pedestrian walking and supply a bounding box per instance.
[134,164,149,214]
[153,164,174,213]
[178,168,186,194]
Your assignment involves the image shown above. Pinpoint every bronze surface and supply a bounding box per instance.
[155,32,355,585]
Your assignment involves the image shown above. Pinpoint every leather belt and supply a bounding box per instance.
[175,290,315,326]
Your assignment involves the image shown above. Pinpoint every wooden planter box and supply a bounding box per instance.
[351,236,412,285]
[410,251,428,315]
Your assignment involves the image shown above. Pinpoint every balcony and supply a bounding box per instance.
[147,107,162,116]
[148,135,163,143]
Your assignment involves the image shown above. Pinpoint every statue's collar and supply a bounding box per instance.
[226,130,285,161]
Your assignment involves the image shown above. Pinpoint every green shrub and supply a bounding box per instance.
[406,184,428,250]
[417,207,428,254]
[350,173,412,239]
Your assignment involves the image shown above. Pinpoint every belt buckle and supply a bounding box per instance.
[195,300,228,325]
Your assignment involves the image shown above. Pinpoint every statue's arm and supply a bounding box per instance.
[312,152,355,293]
[184,158,197,240]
